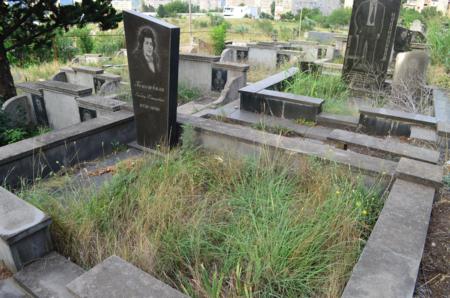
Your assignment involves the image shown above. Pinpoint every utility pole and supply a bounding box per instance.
[189,0,192,40]
[298,7,303,37]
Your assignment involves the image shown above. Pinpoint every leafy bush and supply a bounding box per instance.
[260,12,274,20]
[208,13,225,26]
[71,27,94,54]
[211,23,227,55]
[93,30,125,56]
[399,8,423,27]
[193,20,208,28]
[157,1,199,17]
[427,19,450,71]
[280,11,296,21]
[325,8,352,27]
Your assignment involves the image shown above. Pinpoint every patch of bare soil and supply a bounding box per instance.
[0,263,12,280]
[415,188,450,298]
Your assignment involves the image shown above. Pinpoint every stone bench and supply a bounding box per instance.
[0,187,52,272]
[328,129,440,164]
[66,256,188,298]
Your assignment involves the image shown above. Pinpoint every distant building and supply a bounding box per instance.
[111,0,133,11]
[403,0,449,14]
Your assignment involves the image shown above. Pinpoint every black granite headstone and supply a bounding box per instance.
[276,54,290,67]
[394,26,412,53]
[343,0,402,87]
[123,10,180,148]
[211,68,227,92]
[93,77,106,93]
[236,50,248,62]
[31,94,49,126]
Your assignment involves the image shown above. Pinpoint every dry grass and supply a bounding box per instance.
[22,138,385,297]
[11,61,63,84]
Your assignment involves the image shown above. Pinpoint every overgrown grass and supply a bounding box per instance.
[12,61,62,84]
[22,139,384,297]
[178,85,202,105]
[286,71,356,116]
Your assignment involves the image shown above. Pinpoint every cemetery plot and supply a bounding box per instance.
[19,145,386,297]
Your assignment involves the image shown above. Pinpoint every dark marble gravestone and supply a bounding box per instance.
[93,77,105,93]
[343,0,402,88]
[79,107,97,122]
[31,94,49,126]
[211,68,227,92]
[123,10,180,148]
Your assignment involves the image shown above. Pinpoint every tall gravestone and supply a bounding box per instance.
[123,10,180,148]
[343,0,402,88]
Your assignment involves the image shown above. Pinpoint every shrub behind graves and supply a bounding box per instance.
[71,27,94,54]
[211,23,227,55]
[93,30,125,56]
[427,19,450,71]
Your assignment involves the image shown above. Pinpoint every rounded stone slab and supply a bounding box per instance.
[66,256,188,298]
[0,187,48,242]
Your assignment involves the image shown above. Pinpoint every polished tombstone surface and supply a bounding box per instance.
[343,0,402,87]
[123,10,180,148]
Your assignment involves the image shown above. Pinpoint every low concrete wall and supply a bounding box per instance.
[0,111,136,187]
[248,46,278,69]
[179,54,220,92]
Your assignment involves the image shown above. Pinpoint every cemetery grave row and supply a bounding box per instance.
[0,2,447,297]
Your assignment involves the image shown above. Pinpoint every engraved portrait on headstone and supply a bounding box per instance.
[343,0,401,87]
[93,77,105,93]
[211,68,227,92]
[236,50,248,62]
[79,107,97,122]
[124,10,180,148]
[31,94,49,126]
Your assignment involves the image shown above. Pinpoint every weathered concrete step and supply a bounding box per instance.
[221,109,333,141]
[0,278,31,298]
[0,187,52,272]
[409,126,438,146]
[316,112,359,130]
[359,107,437,127]
[395,157,443,189]
[328,129,440,164]
[66,256,188,298]
[342,179,435,298]
[14,252,85,298]
[178,114,397,177]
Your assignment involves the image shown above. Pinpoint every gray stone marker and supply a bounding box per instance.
[392,50,429,96]
[343,0,402,87]
[0,187,52,272]
[66,256,188,298]
[124,10,180,148]
[14,252,85,298]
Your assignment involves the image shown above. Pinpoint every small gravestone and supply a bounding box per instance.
[79,107,97,122]
[93,77,105,93]
[211,68,227,92]
[343,0,402,88]
[124,10,180,148]
[31,94,49,126]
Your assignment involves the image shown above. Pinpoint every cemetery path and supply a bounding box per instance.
[416,188,450,298]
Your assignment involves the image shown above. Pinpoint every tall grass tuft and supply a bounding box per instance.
[286,71,355,116]
[22,146,384,297]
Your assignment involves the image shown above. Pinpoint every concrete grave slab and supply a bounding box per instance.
[342,179,435,298]
[15,252,85,298]
[66,256,187,298]
[409,126,438,145]
[359,107,437,127]
[395,157,442,189]
[0,279,30,298]
[0,187,52,272]
[316,113,359,130]
[328,129,440,164]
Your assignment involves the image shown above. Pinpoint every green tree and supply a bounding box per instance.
[211,23,227,55]
[71,27,94,54]
[0,0,121,103]
[157,4,168,17]
[399,8,423,27]
[270,1,275,17]
[325,8,352,27]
